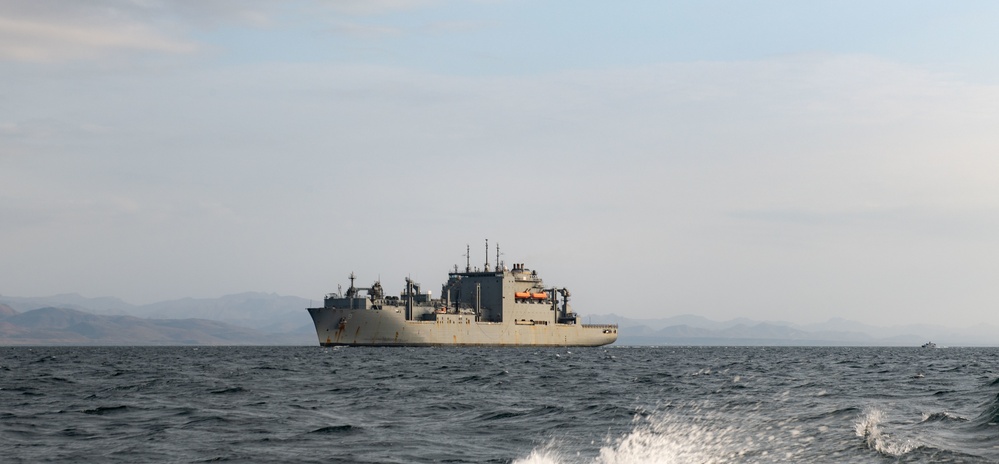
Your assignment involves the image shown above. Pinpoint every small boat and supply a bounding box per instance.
[921,341,937,348]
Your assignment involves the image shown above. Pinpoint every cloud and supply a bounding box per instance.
[0,14,197,62]
[329,21,403,39]
[0,0,292,63]
[0,0,468,63]
[322,0,443,16]
[326,16,493,40]
[0,119,113,146]
[421,20,496,34]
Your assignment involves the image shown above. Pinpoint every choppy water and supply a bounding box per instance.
[3,346,999,463]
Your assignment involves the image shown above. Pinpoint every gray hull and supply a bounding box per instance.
[308,306,617,347]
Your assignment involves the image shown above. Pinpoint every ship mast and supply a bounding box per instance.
[484,238,489,272]
[465,244,471,272]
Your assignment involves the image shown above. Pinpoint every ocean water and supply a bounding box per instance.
[2,346,999,463]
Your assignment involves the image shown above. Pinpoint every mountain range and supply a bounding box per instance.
[588,314,998,346]
[0,293,315,346]
[1,293,996,346]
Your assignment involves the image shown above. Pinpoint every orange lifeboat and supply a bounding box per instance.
[514,292,531,299]
[531,293,548,299]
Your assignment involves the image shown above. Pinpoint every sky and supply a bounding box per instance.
[3,1,999,327]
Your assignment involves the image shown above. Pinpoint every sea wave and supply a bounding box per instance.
[971,392,999,428]
[6,346,999,463]
[920,411,968,423]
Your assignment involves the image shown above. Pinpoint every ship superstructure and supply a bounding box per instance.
[307,243,617,346]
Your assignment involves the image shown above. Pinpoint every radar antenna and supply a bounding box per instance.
[346,272,357,298]
[465,244,471,272]
[495,242,504,271]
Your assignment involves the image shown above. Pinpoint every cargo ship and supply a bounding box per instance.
[307,243,617,346]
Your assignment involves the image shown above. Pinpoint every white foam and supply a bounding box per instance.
[515,448,564,464]
[513,405,814,464]
[595,415,738,464]
[854,407,917,457]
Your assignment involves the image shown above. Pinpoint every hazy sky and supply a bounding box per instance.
[3,1,999,327]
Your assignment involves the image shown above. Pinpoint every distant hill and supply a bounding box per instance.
[131,292,313,332]
[0,306,311,346]
[0,292,313,334]
[590,314,999,346]
[0,303,17,317]
[0,293,134,314]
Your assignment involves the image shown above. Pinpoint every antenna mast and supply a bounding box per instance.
[465,244,471,272]
[484,239,489,271]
